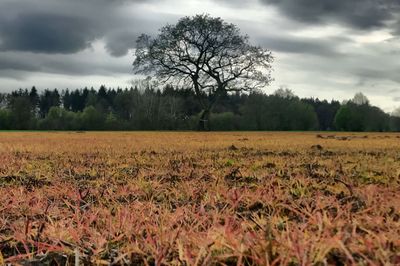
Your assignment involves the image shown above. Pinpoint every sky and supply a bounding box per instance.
[0,0,399,112]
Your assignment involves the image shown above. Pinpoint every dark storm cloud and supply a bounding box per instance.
[0,0,103,54]
[0,0,155,55]
[261,0,400,30]
[0,0,171,57]
[0,0,398,58]
[0,0,175,79]
[0,14,98,54]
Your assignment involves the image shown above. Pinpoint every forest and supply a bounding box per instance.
[0,84,399,131]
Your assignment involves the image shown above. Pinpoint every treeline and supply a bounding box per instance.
[0,85,399,131]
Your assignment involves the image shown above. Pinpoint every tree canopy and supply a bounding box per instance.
[133,14,273,130]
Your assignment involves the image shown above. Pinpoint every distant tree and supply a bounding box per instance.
[39,89,61,117]
[62,89,72,110]
[174,87,202,117]
[29,86,39,115]
[334,102,389,131]
[41,106,79,130]
[364,106,389,131]
[351,92,369,105]
[114,89,134,120]
[302,98,340,130]
[69,88,88,112]
[0,109,11,129]
[287,101,319,130]
[135,88,162,129]
[0,84,396,132]
[133,14,273,130]
[86,88,98,108]
[81,106,104,130]
[105,113,125,130]
[210,112,237,131]
[273,87,295,99]
[240,92,318,131]
[158,94,185,129]
[334,105,352,131]
[98,85,107,99]
[107,88,117,110]
[10,89,28,98]
[9,96,35,129]
[97,85,110,112]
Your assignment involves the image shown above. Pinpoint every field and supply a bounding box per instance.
[0,132,399,265]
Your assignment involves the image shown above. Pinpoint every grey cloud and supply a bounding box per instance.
[0,0,177,77]
[105,33,137,57]
[261,0,400,30]
[0,13,99,54]
[214,0,258,7]
[103,16,166,57]
[0,69,31,81]
[0,0,174,57]
[105,11,340,60]
[256,35,347,57]
[0,0,158,56]
[0,56,39,72]
[0,49,132,79]
[393,96,400,102]
[393,17,400,36]
[356,68,400,84]
[0,0,106,54]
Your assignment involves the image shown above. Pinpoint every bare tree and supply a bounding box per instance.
[352,92,369,105]
[274,86,295,99]
[133,14,273,130]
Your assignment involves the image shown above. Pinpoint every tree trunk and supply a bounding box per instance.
[198,109,210,131]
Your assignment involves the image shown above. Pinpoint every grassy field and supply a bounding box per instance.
[0,132,399,265]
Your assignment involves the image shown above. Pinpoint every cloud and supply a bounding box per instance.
[103,16,166,57]
[0,0,158,55]
[104,33,137,57]
[356,68,400,84]
[261,0,400,31]
[0,41,133,79]
[256,35,347,57]
[0,13,99,54]
[0,55,39,72]
[213,0,258,8]
[0,0,105,54]
[0,0,175,57]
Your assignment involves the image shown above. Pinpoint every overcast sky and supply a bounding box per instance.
[0,0,399,112]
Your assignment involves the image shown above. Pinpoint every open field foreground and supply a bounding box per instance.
[0,132,400,265]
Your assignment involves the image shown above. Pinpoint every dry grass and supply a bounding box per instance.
[0,132,399,265]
